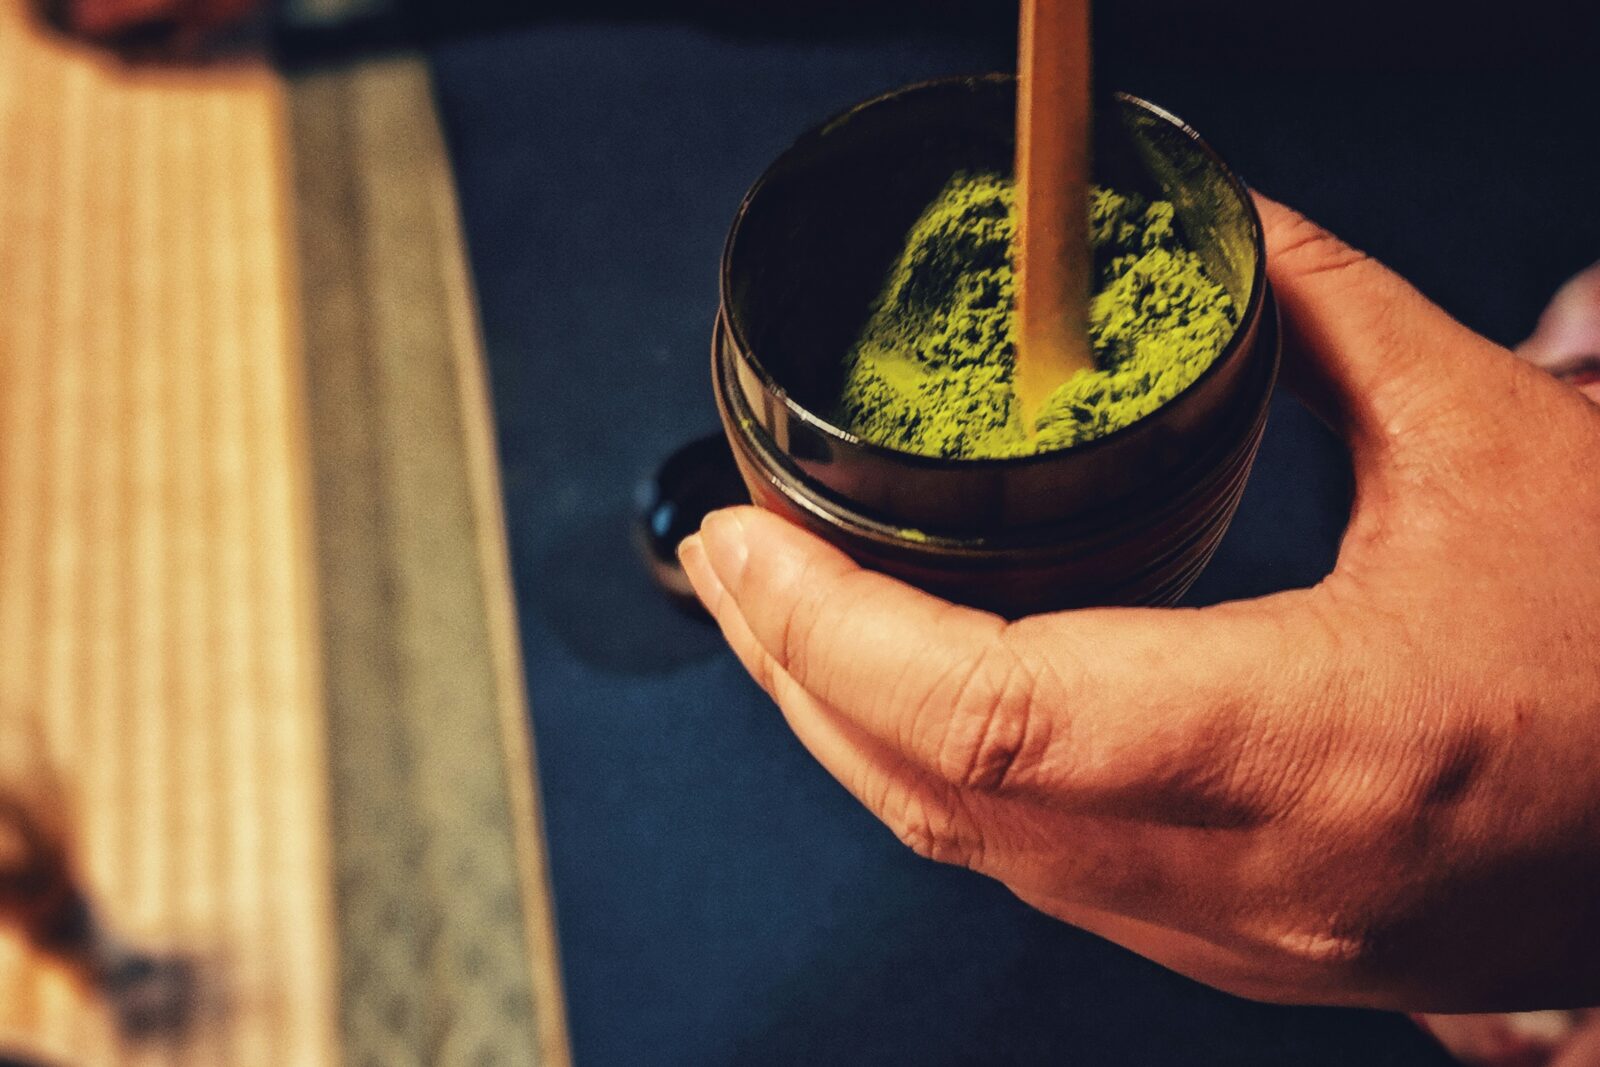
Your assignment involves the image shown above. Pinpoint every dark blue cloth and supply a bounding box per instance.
[432,22,1596,1065]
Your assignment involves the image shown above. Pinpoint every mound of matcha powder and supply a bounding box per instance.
[836,171,1238,458]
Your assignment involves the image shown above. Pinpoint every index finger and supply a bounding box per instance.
[689,506,1333,822]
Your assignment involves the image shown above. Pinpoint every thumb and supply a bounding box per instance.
[1254,193,1507,457]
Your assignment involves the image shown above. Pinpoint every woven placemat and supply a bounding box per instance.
[288,55,569,1067]
[0,5,568,1063]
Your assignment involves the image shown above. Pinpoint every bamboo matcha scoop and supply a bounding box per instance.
[1013,0,1095,423]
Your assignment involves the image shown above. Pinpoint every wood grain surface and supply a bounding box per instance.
[0,4,567,1063]
[1014,0,1094,414]
[0,7,339,1063]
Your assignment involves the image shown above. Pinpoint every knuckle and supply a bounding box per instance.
[1250,733,1478,992]
[1406,715,1488,813]
[751,647,783,699]
[934,636,1051,793]
[1271,212,1373,283]
[888,788,980,869]
[1251,894,1390,991]
[773,556,830,682]
[1066,691,1277,827]
[1325,674,1485,835]
[1268,919,1377,978]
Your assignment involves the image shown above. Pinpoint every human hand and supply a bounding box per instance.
[1518,260,1600,404]
[1415,1008,1600,1066]
[678,193,1600,1012]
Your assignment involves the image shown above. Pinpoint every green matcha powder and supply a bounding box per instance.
[836,171,1238,458]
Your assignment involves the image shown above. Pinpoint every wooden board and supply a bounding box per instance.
[0,4,568,1062]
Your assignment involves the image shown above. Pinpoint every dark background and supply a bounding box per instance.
[386,4,1596,1063]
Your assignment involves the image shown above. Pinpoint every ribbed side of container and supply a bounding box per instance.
[714,293,1279,617]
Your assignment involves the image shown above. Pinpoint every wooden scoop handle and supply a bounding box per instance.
[1014,0,1095,421]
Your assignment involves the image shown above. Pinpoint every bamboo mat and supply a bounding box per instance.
[0,5,568,1064]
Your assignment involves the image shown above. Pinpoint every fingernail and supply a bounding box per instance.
[699,509,749,592]
[676,533,724,614]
